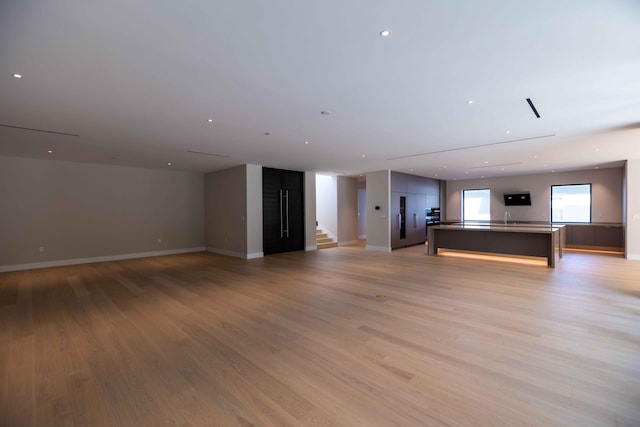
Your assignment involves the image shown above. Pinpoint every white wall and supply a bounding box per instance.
[246,164,263,258]
[365,170,391,251]
[304,171,317,251]
[316,174,338,239]
[625,160,640,260]
[207,165,314,256]
[0,156,205,270]
[358,183,367,239]
[337,176,358,245]
[445,167,623,223]
[205,165,248,258]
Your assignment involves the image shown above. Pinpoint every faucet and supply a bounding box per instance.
[504,211,511,224]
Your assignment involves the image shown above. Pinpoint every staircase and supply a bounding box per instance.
[316,228,338,249]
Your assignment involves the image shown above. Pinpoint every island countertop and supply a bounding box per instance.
[427,224,565,267]
[432,223,564,233]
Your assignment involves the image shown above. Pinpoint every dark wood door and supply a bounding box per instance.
[263,167,305,255]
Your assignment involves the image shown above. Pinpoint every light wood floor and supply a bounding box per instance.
[1,246,639,427]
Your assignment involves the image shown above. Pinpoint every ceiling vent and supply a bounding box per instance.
[387,134,554,160]
[186,150,229,158]
[0,123,79,137]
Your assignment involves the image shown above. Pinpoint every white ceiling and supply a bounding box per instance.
[1,0,639,180]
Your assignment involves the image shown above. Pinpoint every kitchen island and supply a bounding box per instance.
[427,223,565,267]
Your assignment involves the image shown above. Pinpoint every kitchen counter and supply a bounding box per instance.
[427,223,565,267]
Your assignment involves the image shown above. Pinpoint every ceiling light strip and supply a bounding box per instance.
[0,124,79,137]
[386,134,556,160]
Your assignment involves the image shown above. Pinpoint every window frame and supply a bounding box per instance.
[550,183,592,224]
[462,188,491,222]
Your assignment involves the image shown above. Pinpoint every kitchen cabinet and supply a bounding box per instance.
[390,192,406,249]
[390,171,439,249]
[571,226,595,246]
[407,193,426,244]
[594,226,623,248]
[564,224,623,250]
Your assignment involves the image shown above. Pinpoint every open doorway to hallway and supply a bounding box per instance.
[315,173,361,249]
[358,179,366,240]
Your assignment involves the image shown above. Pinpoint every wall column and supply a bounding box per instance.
[625,159,640,259]
[304,171,317,251]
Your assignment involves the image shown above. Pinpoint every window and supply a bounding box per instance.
[462,189,491,221]
[551,184,591,223]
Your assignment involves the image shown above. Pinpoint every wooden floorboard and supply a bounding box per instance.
[1,246,639,426]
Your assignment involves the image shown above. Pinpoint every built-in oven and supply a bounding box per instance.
[425,207,440,225]
[425,207,441,238]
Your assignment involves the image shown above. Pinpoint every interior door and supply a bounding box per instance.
[280,170,304,253]
[262,167,305,255]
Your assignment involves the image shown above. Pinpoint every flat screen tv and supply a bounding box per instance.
[504,192,531,206]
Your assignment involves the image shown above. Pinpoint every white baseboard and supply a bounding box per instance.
[0,247,206,273]
[366,245,392,252]
[206,247,264,260]
[247,252,264,259]
[338,240,359,247]
[358,235,367,240]
[305,245,318,251]
[626,253,640,260]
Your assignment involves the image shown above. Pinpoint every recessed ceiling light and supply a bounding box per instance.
[361,154,366,158]
[359,174,363,177]
[12,73,22,79]
[443,165,447,169]
[379,30,391,37]
[47,150,53,154]
[544,164,548,167]
[481,176,485,178]
[304,141,310,145]
[410,169,414,172]
[506,130,511,134]
[464,171,469,174]
[484,161,489,164]
[501,168,505,171]
[167,162,172,166]
[207,119,213,123]
[434,174,438,177]
[551,170,555,173]
[467,100,474,104]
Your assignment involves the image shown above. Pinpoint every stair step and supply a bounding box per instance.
[315,228,337,249]
[317,241,338,249]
